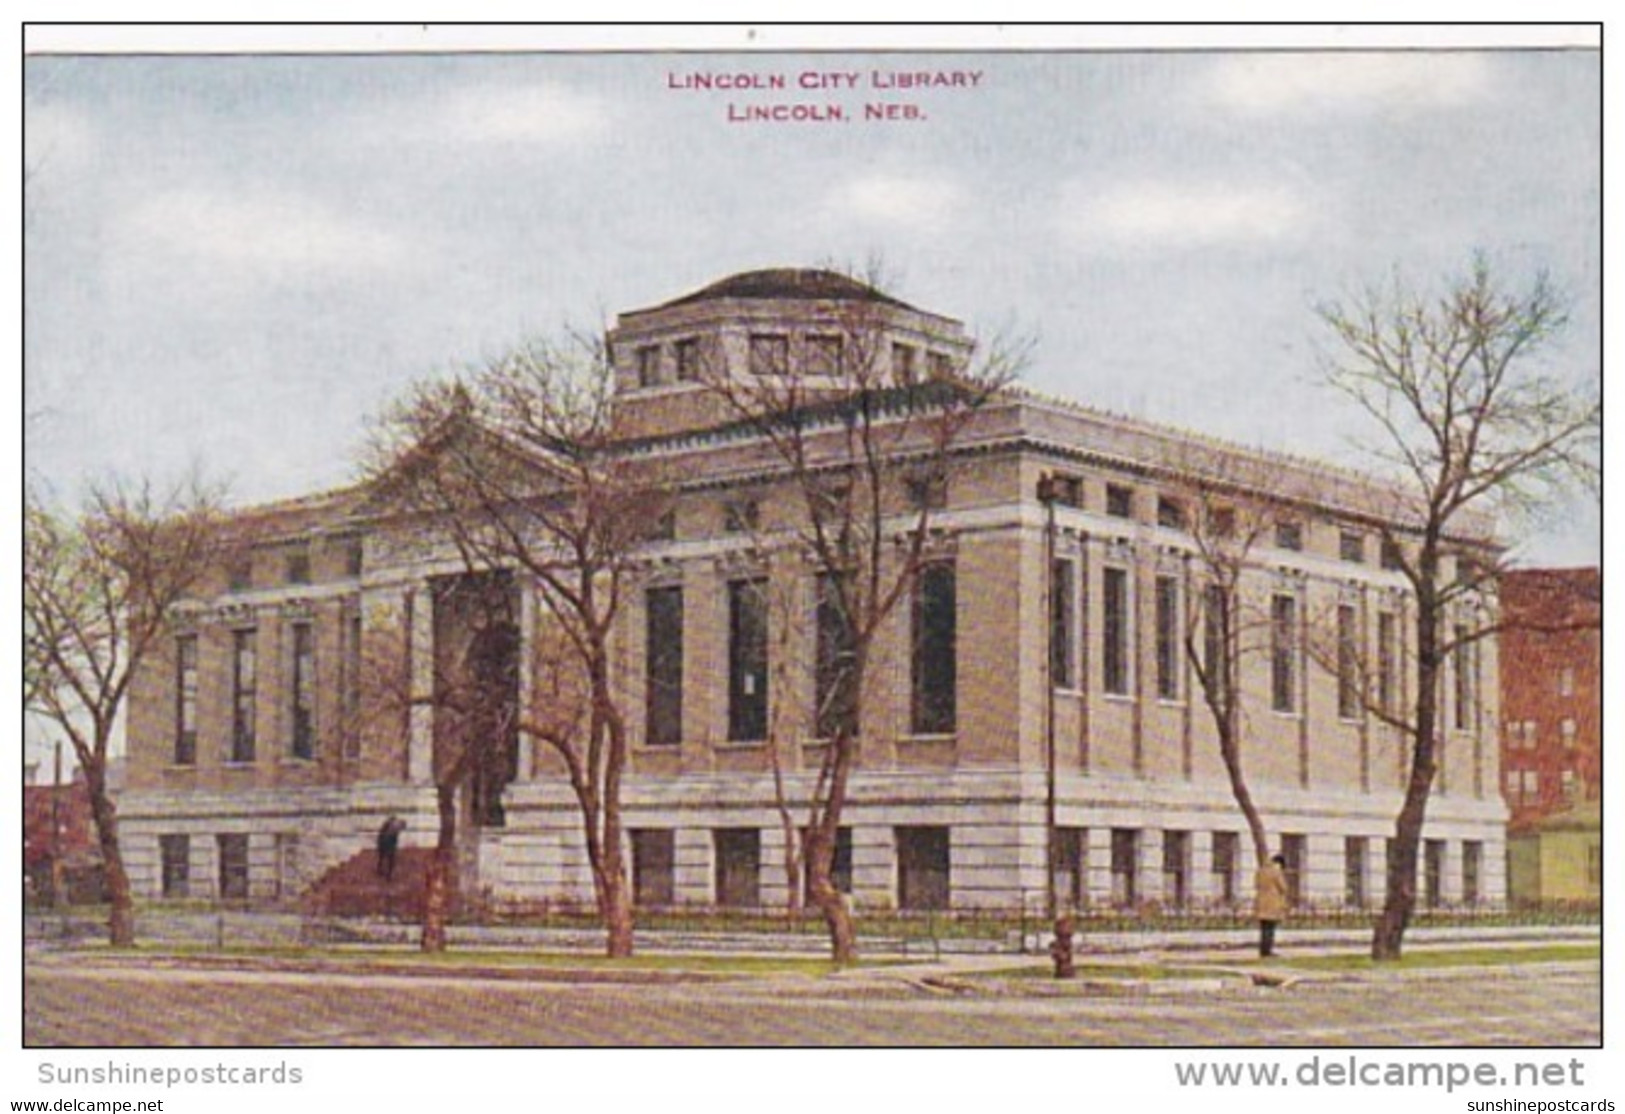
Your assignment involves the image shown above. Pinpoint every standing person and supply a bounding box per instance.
[1255,853,1290,958]
[376,815,405,882]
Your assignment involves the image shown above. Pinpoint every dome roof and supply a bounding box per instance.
[658,268,916,311]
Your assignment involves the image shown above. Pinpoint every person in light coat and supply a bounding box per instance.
[1254,853,1290,958]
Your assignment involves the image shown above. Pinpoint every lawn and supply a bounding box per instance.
[116,944,890,977]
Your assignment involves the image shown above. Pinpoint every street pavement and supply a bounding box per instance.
[22,924,1601,1047]
[23,957,1600,1046]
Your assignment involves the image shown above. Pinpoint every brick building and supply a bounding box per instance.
[115,269,1509,914]
[1499,567,1600,905]
[23,768,102,903]
[1499,568,1601,828]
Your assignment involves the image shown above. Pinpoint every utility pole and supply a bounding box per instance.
[1036,475,1059,923]
[1036,474,1074,978]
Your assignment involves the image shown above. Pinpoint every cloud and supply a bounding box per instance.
[118,188,409,278]
[25,103,96,180]
[1208,52,1493,116]
[828,172,961,231]
[346,80,611,150]
[1061,180,1311,251]
[436,81,610,144]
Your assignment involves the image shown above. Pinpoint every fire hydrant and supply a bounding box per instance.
[1049,914,1076,979]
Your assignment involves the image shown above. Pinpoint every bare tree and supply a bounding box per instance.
[1318,256,1598,960]
[24,478,225,946]
[1157,464,1305,873]
[370,334,666,957]
[694,273,1024,962]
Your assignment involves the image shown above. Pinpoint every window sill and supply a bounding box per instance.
[716,738,766,751]
[1100,692,1135,703]
[222,761,259,769]
[899,733,956,745]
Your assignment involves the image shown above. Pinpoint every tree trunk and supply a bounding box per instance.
[1218,724,1271,870]
[601,870,634,958]
[804,822,856,965]
[1373,710,1437,960]
[83,761,136,948]
[421,783,458,953]
[1373,602,1442,962]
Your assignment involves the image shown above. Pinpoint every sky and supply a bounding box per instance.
[24,29,1601,572]
[8,21,1612,1105]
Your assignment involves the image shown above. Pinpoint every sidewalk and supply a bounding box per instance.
[25,922,1598,997]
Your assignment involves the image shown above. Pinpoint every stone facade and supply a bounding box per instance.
[116,269,1509,914]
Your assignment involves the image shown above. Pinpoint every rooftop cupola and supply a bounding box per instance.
[606,268,972,440]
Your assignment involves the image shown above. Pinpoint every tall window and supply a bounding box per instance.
[815,574,858,739]
[343,613,363,760]
[1270,594,1297,713]
[160,834,190,899]
[1344,836,1368,909]
[805,334,843,377]
[910,561,957,735]
[1054,827,1085,910]
[1102,567,1130,696]
[1462,841,1482,906]
[231,629,257,763]
[632,829,676,908]
[1453,623,1474,731]
[218,833,250,900]
[1110,828,1138,907]
[1156,496,1186,530]
[1106,484,1135,519]
[285,547,311,586]
[1050,559,1076,690]
[674,337,702,382]
[727,579,768,742]
[1424,839,1445,909]
[1162,830,1190,909]
[645,586,684,747]
[1337,604,1361,720]
[714,828,761,907]
[1211,832,1239,905]
[748,333,789,377]
[1339,530,1366,563]
[1275,520,1303,552]
[896,826,950,910]
[1154,575,1180,701]
[174,635,198,766]
[636,345,661,389]
[1203,584,1230,696]
[1280,833,1306,907]
[891,342,917,385]
[1377,611,1398,717]
[290,622,315,760]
